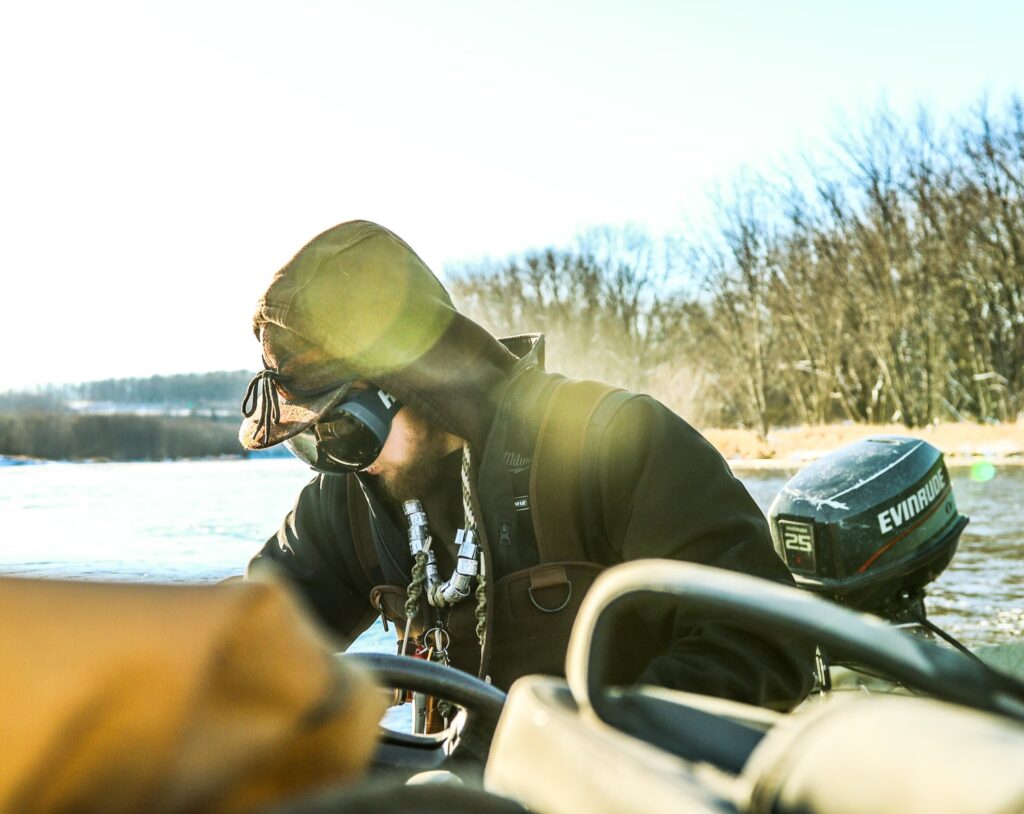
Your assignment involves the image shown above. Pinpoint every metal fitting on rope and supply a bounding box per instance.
[403,500,432,555]
[403,500,446,607]
[424,551,441,590]
[429,529,480,608]
[404,500,480,609]
[455,530,480,580]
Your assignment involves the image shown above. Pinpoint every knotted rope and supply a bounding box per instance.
[401,441,487,658]
[461,443,487,647]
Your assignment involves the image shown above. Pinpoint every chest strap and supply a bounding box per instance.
[529,379,633,563]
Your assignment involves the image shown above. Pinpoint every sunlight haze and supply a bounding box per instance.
[2,0,1022,389]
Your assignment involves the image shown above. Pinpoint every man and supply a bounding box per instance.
[240,220,813,707]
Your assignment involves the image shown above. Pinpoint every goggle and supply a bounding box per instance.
[285,387,402,474]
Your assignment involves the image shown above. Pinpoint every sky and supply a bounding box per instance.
[2,0,1023,390]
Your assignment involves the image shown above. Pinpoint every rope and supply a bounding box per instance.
[462,443,487,647]
[474,564,487,646]
[402,550,428,656]
[240,369,283,446]
[400,443,486,656]
[405,550,428,619]
[460,442,477,533]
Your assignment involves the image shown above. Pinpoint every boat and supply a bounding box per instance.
[283,554,1024,814]
[2,436,1023,813]
[273,434,1024,812]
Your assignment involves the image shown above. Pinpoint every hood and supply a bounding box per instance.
[241,220,519,450]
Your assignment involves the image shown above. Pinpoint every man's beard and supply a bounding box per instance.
[377,422,454,503]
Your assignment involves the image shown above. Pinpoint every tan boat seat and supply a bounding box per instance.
[740,694,1024,814]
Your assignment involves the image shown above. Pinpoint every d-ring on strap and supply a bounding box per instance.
[528,566,573,613]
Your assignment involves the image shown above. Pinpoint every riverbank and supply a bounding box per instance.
[706,421,1024,470]
[6,421,1023,471]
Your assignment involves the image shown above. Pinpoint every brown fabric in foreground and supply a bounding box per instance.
[0,576,385,814]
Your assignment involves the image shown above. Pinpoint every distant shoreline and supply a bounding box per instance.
[726,455,1024,472]
[5,421,1022,472]
[707,421,1024,471]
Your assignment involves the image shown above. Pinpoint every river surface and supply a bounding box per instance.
[2,457,1022,651]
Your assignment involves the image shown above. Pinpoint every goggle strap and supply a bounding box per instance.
[333,388,402,445]
[337,400,391,446]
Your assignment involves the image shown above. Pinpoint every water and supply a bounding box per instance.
[2,457,1022,649]
[0,458,314,583]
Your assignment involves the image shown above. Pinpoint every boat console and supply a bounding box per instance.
[484,561,1024,814]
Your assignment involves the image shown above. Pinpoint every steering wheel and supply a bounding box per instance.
[564,560,1024,724]
[340,652,507,770]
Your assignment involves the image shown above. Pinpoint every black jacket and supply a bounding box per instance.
[244,221,812,707]
[252,337,814,708]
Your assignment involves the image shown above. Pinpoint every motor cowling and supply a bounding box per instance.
[768,436,968,619]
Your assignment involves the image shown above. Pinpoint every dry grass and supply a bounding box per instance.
[701,421,1024,470]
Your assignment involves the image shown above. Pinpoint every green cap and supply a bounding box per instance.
[240,221,456,450]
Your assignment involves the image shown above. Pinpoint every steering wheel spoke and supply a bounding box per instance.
[339,653,507,767]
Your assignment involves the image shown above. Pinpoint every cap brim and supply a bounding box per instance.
[239,380,354,451]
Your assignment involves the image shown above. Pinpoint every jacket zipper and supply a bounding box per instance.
[497,513,512,577]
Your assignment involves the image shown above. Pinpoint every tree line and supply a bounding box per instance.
[0,413,242,461]
[0,372,253,460]
[450,96,1024,437]
[0,370,255,412]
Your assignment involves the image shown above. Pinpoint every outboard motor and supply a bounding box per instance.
[768,436,974,688]
[768,436,968,625]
